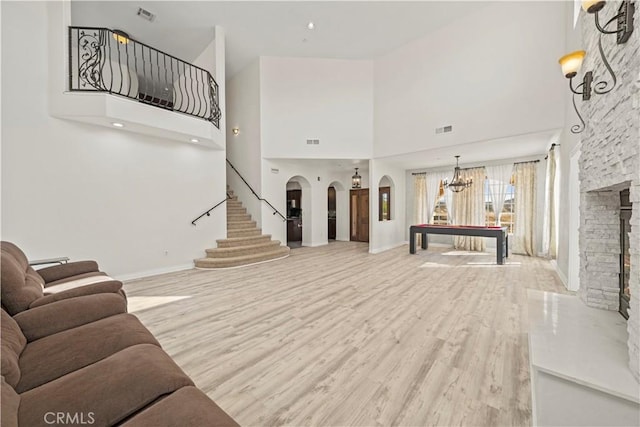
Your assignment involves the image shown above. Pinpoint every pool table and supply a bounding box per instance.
[409,224,509,265]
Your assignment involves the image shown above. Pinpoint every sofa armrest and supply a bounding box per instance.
[29,280,124,309]
[13,293,127,341]
[36,261,99,284]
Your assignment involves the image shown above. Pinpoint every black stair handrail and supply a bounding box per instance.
[191,193,231,226]
[226,159,286,222]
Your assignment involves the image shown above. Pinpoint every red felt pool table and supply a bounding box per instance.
[409,224,509,265]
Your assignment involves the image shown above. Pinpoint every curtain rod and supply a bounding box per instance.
[412,159,540,175]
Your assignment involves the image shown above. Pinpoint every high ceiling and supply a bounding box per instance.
[71,1,486,77]
[70,1,559,169]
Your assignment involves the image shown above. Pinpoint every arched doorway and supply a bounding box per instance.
[286,175,311,248]
[328,181,347,241]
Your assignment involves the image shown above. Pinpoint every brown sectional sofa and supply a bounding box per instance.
[1,242,238,426]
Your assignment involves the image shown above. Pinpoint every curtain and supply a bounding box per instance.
[452,167,486,251]
[485,164,514,226]
[414,175,427,246]
[414,175,428,224]
[542,148,557,258]
[513,162,537,256]
[441,172,455,224]
[425,172,442,224]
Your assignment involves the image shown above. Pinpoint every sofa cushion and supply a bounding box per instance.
[0,310,27,387]
[17,313,160,393]
[1,243,45,315]
[19,344,194,427]
[121,386,239,427]
[1,376,20,427]
[37,261,99,284]
[44,273,114,294]
[14,293,128,341]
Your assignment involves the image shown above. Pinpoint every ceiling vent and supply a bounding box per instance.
[435,125,453,134]
[137,8,156,22]
[306,139,320,145]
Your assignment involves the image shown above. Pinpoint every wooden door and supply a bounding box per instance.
[350,189,369,242]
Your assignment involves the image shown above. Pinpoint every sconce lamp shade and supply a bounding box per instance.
[582,0,606,13]
[559,51,586,78]
[112,30,130,44]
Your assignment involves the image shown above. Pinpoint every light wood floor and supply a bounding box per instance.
[125,242,569,427]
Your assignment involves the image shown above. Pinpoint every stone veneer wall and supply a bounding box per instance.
[578,0,640,381]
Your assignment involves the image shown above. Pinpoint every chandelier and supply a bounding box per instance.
[443,155,472,193]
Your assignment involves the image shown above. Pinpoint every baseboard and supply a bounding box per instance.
[369,241,407,254]
[116,263,194,282]
[550,259,568,288]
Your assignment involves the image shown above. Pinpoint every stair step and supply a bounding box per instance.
[228,228,262,238]
[205,241,282,258]
[227,213,251,222]
[226,207,247,213]
[217,235,273,247]
[195,247,290,268]
[227,220,257,230]
[227,200,243,206]
[227,195,238,201]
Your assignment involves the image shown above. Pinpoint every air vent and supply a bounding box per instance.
[137,7,156,22]
[306,139,320,145]
[435,125,453,134]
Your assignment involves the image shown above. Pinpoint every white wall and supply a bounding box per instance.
[1,1,226,278]
[261,160,368,247]
[374,1,566,158]
[556,0,584,286]
[369,160,406,253]
[260,57,373,159]
[225,59,263,224]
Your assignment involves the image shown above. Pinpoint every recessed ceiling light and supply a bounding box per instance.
[112,122,124,128]
[307,22,314,30]
[190,138,199,143]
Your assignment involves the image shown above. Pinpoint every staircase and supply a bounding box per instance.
[194,188,290,268]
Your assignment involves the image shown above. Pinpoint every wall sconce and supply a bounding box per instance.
[581,0,635,94]
[559,50,592,134]
[352,168,361,189]
[112,29,130,44]
[582,0,635,44]
[232,127,239,136]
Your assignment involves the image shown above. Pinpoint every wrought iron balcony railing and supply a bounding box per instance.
[68,27,221,128]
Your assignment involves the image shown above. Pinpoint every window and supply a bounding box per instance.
[379,187,391,221]
[432,181,448,225]
[485,176,516,233]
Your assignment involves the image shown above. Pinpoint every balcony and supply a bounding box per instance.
[68,27,221,128]
[47,17,225,150]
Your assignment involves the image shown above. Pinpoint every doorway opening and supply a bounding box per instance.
[286,176,311,248]
[327,181,346,241]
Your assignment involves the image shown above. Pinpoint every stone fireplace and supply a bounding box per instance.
[578,0,639,382]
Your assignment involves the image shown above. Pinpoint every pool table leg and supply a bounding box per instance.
[422,232,428,250]
[506,234,509,257]
[497,234,504,265]
[410,230,416,254]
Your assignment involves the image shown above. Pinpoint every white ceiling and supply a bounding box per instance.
[70,1,558,171]
[70,1,486,77]
[380,129,559,171]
